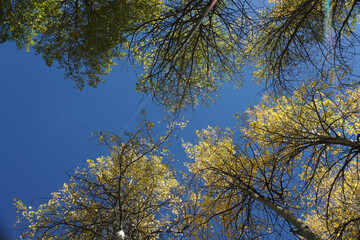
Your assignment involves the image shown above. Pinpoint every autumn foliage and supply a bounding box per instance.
[6,0,360,239]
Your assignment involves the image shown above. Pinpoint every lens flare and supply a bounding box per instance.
[324,0,333,52]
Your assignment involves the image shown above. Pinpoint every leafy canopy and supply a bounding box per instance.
[2,0,360,109]
[14,79,360,239]
[183,78,360,239]
[15,120,181,239]
[1,0,164,88]
[9,0,360,239]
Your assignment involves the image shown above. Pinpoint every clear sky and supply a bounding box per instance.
[0,42,261,239]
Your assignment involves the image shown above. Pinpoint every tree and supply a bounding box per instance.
[7,1,360,238]
[14,119,183,239]
[1,0,251,110]
[130,0,249,110]
[247,0,360,90]
[14,79,360,239]
[1,0,164,89]
[304,162,360,239]
[182,79,360,239]
[2,0,360,110]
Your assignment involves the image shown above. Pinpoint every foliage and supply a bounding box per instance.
[1,0,164,89]
[2,0,360,109]
[14,79,360,239]
[14,120,182,239]
[1,0,250,110]
[248,0,360,90]
[304,162,360,239]
[9,0,360,239]
[183,79,360,239]
[130,0,248,110]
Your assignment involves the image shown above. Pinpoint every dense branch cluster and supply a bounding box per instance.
[3,0,359,109]
[5,0,360,239]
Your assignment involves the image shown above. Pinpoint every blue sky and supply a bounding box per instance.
[0,42,261,239]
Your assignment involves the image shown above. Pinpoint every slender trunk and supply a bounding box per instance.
[173,0,217,60]
[243,186,322,240]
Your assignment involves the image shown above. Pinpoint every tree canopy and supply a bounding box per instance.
[1,0,164,88]
[9,0,360,239]
[3,0,359,109]
[15,119,183,239]
[15,79,360,239]
[182,79,360,239]
[247,0,360,88]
